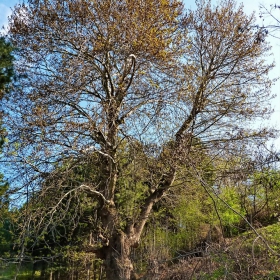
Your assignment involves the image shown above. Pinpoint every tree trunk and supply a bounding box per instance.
[103,232,136,280]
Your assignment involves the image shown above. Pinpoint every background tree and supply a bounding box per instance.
[0,36,14,265]
[0,37,13,98]
[2,0,276,279]
[0,36,13,143]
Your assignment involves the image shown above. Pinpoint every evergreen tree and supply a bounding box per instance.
[0,36,14,264]
[0,37,13,98]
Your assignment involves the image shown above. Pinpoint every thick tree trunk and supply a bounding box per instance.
[103,232,136,280]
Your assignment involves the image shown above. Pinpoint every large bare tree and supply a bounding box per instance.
[3,0,276,278]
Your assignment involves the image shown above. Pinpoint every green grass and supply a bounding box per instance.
[0,264,40,280]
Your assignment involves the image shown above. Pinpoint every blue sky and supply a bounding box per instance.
[1,0,279,148]
[0,0,15,29]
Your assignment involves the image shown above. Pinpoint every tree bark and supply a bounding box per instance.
[103,232,136,280]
